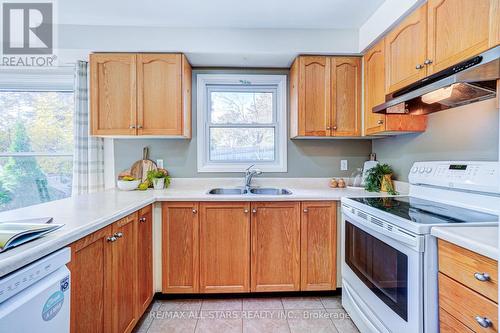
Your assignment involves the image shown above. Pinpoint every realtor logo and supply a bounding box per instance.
[1,1,56,66]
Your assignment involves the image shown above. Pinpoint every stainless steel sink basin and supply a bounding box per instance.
[207,188,248,195]
[207,187,292,195]
[249,188,292,195]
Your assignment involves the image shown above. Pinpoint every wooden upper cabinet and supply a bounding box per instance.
[69,226,113,333]
[385,4,427,94]
[137,54,191,137]
[90,53,191,137]
[363,40,387,135]
[199,202,250,293]
[251,202,301,292]
[290,56,331,137]
[331,57,361,136]
[111,213,138,333]
[427,0,496,75]
[162,202,199,293]
[300,201,337,291]
[363,40,427,136]
[90,54,137,136]
[136,205,153,314]
[290,55,362,138]
[492,0,500,47]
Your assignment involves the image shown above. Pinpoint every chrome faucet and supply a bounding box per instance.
[244,165,262,191]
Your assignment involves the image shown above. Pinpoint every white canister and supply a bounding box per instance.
[152,178,165,190]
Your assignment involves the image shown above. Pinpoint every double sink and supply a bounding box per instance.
[208,187,292,196]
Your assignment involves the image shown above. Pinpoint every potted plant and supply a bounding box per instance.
[146,169,171,190]
[364,163,398,195]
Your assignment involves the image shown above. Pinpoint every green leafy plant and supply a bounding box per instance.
[146,169,171,188]
[364,163,398,195]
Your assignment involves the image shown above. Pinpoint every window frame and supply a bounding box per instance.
[196,74,287,173]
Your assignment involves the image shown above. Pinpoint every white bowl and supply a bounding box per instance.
[117,179,140,191]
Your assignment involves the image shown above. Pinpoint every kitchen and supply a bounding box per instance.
[0,0,499,332]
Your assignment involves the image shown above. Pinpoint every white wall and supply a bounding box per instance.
[56,25,359,67]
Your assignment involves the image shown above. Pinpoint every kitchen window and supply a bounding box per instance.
[197,74,287,172]
[0,68,75,212]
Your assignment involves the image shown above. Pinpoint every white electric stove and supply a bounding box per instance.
[340,161,500,333]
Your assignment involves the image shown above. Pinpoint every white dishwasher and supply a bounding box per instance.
[0,247,71,333]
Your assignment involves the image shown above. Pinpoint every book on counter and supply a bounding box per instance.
[0,217,64,253]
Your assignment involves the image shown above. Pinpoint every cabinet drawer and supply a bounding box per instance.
[438,240,498,302]
[440,308,474,333]
[439,273,498,332]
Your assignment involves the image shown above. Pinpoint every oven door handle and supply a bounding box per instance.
[343,207,424,252]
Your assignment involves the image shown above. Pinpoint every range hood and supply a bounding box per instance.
[373,46,499,114]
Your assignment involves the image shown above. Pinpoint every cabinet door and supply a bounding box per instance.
[298,56,332,136]
[385,4,427,93]
[491,0,500,47]
[90,54,137,136]
[162,202,199,293]
[300,202,337,291]
[111,213,138,333]
[331,57,361,137]
[251,202,301,292]
[69,226,113,333]
[137,205,153,314]
[363,40,387,135]
[199,202,250,293]
[427,0,495,74]
[137,54,191,136]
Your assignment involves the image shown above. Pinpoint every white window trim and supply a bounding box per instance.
[197,74,287,173]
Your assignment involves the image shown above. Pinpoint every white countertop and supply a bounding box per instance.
[0,178,402,277]
[431,226,498,260]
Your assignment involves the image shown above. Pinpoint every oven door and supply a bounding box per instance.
[341,206,424,333]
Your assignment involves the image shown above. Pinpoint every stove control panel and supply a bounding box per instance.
[409,161,499,194]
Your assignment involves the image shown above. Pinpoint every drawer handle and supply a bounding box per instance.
[107,236,117,242]
[474,272,491,282]
[475,316,493,328]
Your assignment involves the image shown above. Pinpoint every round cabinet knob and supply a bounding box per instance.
[326,127,332,130]
[424,59,433,65]
[114,232,123,238]
[107,236,117,242]
[139,217,146,223]
[332,126,337,130]
[252,209,257,213]
[137,125,143,129]
[415,64,424,69]
[377,120,384,125]
[192,209,198,214]
[129,125,136,129]
[303,209,308,213]
[244,209,249,213]
[475,316,493,328]
[474,272,491,282]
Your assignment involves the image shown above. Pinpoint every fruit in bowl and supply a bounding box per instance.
[117,176,141,191]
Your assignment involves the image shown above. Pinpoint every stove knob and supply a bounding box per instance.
[425,167,433,174]
[419,167,425,174]
[411,166,419,173]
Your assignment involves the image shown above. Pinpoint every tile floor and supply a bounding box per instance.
[133,296,359,333]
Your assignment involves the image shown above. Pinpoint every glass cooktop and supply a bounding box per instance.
[350,197,498,224]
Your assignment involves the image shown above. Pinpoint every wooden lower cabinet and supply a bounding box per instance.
[111,213,139,333]
[69,209,151,333]
[162,202,199,293]
[137,205,154,315]
[438,240,499,332]
[300,201,337,291]
[69,226,113,333]
[199,202,251,293]
[251,202,301,292]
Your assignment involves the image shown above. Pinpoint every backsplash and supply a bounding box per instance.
[113,68,372,178]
